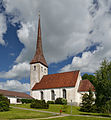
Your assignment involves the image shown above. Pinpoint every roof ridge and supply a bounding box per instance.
[43,70,80,77]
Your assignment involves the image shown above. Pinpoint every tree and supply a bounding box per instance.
[82,73,95,85]
[80,90,95,112]
[0,94,10,112]
[95,59,111,112]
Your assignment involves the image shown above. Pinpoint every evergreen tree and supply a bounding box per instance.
[80,90,95,112]
[95,59,111,112]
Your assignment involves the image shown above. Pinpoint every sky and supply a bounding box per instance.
[0,0,111,93]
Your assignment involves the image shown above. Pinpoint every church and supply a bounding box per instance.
[30,15,94,106]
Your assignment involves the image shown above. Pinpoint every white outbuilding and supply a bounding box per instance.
[0,89,32,104]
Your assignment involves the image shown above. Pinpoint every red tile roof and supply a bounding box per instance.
[0,89,33,99]
[32,70,80,90]
[78,79,95,92]
[30,15,48,67]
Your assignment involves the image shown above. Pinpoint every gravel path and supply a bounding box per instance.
[11,106,111,120]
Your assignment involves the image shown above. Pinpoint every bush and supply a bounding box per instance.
[21,99,34,104]
[47,101,55,104]
[55,98,67,105]
[30,99,49,109]
[0,94,10,112]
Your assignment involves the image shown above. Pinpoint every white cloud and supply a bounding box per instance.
[3,0,91,64]
[0,80,30,92]
[60,46,103,73]
[61,0,111,73]
[0,62,30,79]
[1,0,111,76]
[0,13,6,45]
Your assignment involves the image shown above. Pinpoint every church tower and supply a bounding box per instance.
[30,14,48,94]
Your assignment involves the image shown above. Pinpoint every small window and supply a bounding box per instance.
[34,66,36,71]
[41,67,43,72]
[17,98,21,103]
[44,68,46,73]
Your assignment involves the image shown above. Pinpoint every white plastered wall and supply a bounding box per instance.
[7,96,17,104]
[30,63,48,96]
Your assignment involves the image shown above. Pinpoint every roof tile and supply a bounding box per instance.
[78,79,95,92]
[32,70,80,90]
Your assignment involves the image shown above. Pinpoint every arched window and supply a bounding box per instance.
[63,89,66,99]
[41,91,44,100]
[34,66,36,71]
[51,90,55,100]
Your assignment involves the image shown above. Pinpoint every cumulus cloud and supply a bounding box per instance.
[60,46,103,73]
[0,0,111,78]
[3,0,91,64]
[0,13,6,45]
[0,80,30,92]
[61,0,111,73]
[0,62,30,79]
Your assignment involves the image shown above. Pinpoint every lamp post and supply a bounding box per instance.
[71,100,72,114]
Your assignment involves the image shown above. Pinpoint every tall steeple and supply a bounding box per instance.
[30,13,48,67]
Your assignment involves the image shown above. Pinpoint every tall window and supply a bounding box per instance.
[63,89,66,99]
[51,90,55,100]
[41,91,44,100]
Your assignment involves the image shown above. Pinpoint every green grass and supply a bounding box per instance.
[0,107,54,120]
[11,104,111,117]
[42,116,111,120]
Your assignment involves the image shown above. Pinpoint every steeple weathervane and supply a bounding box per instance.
[30,13,48,67]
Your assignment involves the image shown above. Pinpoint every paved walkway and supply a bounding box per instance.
[11,106,111,120]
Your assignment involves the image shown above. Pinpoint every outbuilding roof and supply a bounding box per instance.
[32,70,80,90]
[78,79,95,92]
[0,89,32,99]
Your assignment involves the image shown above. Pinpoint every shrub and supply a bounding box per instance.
[47,101,55,104]
[0,94,10,112]
[30,99,49,109]
[55,98,67,105]
[21,99,34,104]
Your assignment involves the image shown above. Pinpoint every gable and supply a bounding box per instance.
[78,79,95,92]
[32,70,80,90]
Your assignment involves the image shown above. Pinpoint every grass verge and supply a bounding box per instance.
[0,107,54,120]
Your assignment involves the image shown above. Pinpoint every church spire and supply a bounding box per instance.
[30,13,48,67]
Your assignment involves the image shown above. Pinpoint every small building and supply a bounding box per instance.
[30,14,95,106]
[0,89,32,104]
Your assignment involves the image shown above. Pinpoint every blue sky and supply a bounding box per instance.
[0,0,111,93]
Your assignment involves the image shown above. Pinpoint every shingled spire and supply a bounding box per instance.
[30,14,48,67]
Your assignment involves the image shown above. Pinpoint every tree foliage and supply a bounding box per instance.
[82,73,95,85]
[80,90,95,112]
[0,94,10,112]
[95,59,111,112]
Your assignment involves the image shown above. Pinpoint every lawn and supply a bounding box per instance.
[11,104,111,118]
[0,107,54,120]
